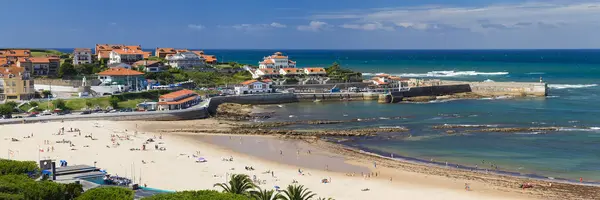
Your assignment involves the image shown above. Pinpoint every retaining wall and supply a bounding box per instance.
[442,81,547,96]
[207,93,299,114]
[0,106,209,125]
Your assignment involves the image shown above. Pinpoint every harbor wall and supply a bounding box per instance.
[207,93,299,115]
[441,81,547,96]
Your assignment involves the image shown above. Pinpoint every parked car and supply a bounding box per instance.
[81,110,92,115]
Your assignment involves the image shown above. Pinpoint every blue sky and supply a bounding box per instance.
[1,0,599,49]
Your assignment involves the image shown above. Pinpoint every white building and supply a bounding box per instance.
[234,80,271,95]
[109,48,144,65]
[252,68,278,79]
[166,52,205,69]
[279,68,303,76]
[73,48,92,65]
[258,52,296,70]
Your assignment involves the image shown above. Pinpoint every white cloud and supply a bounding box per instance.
[297,21,328,32]
[188,24,205,30]
[109,22,117,26]
[229,22,287,31]
[340,22,394,31]
[270,22,287,28]
[311,2,600,32]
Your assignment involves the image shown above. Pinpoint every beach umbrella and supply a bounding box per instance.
[197,157,207,162]
[274,186,280,190]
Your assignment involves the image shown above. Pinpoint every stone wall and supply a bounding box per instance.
[207,93,299,115]
[0,106,209,125]
[34,79,94,87]
[442,81,547,96]
[391,84,472,98]
[272,82,370,92]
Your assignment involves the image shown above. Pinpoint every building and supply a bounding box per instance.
[234,80,271,95]
[73,48,93,65]
[133,60,165,73]
[107,63,132,69]
[191,51,217,64]
[252,68,278,79]
[96,44,149,61]
[166,52,205,69]
[303,67,326,76]
[109,48,145,65]
[279,68,303,76]
[16,57,60,77]
[97,67,146,90]
[370,74,408,87]
[0,65,35,102]
[157,89,201,110]
[155,48,177,58]
[258,52,296,70]
[0,49,31,63]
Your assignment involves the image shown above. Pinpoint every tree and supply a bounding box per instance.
[280,185,317,200]
[64,183,84,199]
[53,99,67,110]
[59,62,77,78]
[4,101,18,109]
[109,96,120,109]
[213,174,257,195]
[75,187,134,200]
[42,90,52,98]
[251,189,283,200]
[85,100,93,108]
[0,159,39,175]
[0,104,13,118]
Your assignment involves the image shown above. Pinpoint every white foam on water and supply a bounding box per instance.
[590,127,600,130]
[559,127,600,132]
[526,72,546,75]
[363,71,509,77]
[548,84,598,89]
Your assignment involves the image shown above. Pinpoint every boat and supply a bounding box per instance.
[277,105,284,108]
[313,99,322,103]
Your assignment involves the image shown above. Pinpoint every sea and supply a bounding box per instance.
[54,48,600,182]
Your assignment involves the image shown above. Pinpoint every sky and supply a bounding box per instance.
[1,0,599,49]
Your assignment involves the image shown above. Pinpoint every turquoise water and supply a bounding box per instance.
[230,49,600,182]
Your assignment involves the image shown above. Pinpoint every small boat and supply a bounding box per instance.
[277,105,284,108]
[313,99,321,103]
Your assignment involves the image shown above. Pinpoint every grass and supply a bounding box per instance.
[117,99,153,109]
[30,49,64,57]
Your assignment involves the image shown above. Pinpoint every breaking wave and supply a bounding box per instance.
[548,84,597,89]
[363,71,509,77]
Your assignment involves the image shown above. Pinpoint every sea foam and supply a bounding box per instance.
[548,84,598,89]
[364,71,509,77]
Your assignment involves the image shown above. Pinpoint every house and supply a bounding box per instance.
[371,74,408,87]
[252,68,278,79]
[157,89,201,110]
[73,48,93,65]
[258,52,296,70]
[279,68,303,76]
[234,80,271,95]
[109,48,145,65]
[132,60,165,73]
[166,52,205,69]
[0,65,35,102]
[155,48,189,58]
[0,49,31,62]
[97,67,146,90]
[192,51,217,64]
[303,67,326,76]
[96,44,144,60]
[16,57,60,77]
[107,63,133,69]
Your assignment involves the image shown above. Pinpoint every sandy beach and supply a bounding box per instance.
[1,119,595,199]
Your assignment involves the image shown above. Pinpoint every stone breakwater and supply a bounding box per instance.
[162,126,409,137]
[465,127,561,133]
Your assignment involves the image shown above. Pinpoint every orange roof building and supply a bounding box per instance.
[258,52,295,70]
[158,89,200,111]
[303,67,326,75]
[191,51,218,64]
[279,67,303,76]
[97,67,146,90]
[1,64,35,101]
[234,80,271,95]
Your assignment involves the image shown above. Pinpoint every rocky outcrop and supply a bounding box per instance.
[465,127,560,133]
[432,124,495,129]
[163,126,408,137]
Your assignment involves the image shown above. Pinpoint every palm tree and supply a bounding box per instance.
[281,185,317,200]
[214,174,257,195]
[251,189,283,200]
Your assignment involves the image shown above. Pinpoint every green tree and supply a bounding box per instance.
[0,104,14,118]
[59,62,77,78]
[280,185,317,200]
[213,174,257,195]
[75,187,134,200]
[108,96,120,109]
[251,189,283,200]
[4,101,18,109]
[53,99,67,110]
[64,183,84,199]
[42,90,52,98]
[0,159,39,175]
[85,100,93,108]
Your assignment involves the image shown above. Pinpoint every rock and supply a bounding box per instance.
[403,96,437,102]
[446,130,456,134]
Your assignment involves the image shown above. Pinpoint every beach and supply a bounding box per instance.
[3,119,584,200]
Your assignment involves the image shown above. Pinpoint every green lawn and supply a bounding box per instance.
[30,50,63,57]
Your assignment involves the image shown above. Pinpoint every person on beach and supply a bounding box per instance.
[373,161,377,168]
[280,150,283,155]
[465,183,470,191]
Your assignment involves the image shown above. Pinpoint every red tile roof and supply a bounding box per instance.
[98,51,111,59]
[113,49,144,55]
[0,66,24,76]
[258,68,278,75]
[202,55,216,63]
[74,48,92,52]
[156,48,176,53]
[241,80,258,85]
[158,95,198,105]
[159,89,197,99]
[280,68,302,74]
[98,67,144,76]
[304,67,326,73]
[29,57,50,63]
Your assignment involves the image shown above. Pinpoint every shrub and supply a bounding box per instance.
[53,99,68,110]
[76,187,134,200]
[108,96,120,109]
[0,160,39,176]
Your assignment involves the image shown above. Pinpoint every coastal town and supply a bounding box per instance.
[0,46,574,200]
